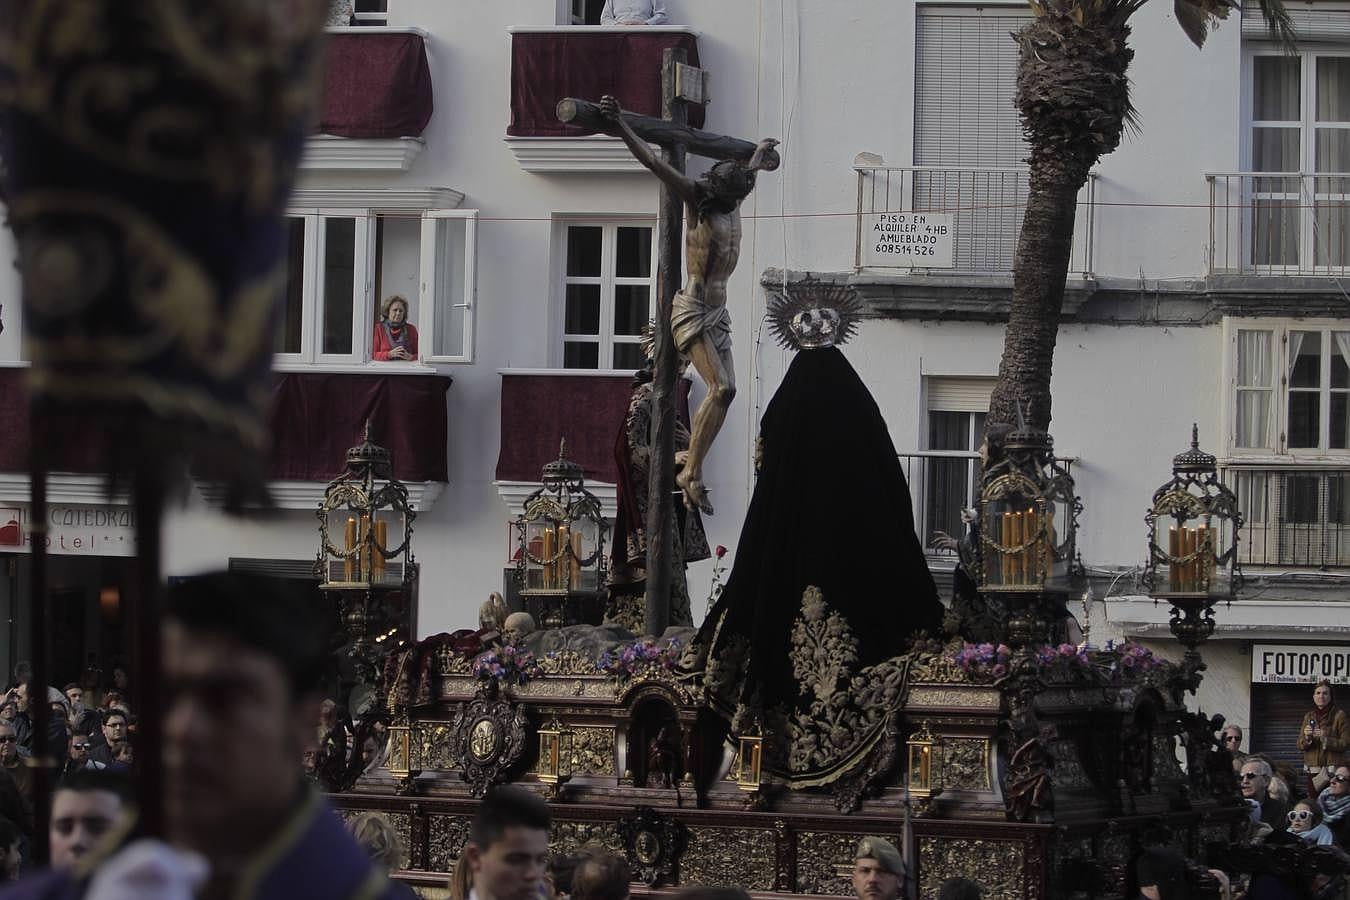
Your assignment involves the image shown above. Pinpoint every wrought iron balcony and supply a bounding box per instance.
[1207,172,1350,276]
[854,166,1096,277]
[1224,464,1350,568]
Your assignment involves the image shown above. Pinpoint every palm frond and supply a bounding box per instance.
[1174,0,1214,48]
[1250,0,1298,52]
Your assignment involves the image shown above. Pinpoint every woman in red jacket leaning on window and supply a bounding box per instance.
[372,295,419,361]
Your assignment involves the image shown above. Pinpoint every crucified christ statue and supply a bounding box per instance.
[599,95,778,515]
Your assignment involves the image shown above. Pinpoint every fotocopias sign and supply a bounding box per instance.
[1251,644,1350,685]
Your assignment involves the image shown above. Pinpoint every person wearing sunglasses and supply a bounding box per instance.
[1239,758,1289,830]
[1220,725,1246,773]
[1286,800,1336,845]
[1317,765,1350,845]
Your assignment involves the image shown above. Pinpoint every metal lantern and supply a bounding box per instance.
[906,721,941,800]
[977,422,1081,594]
[537,718,574,794]
[385,721,412,779]
[733,733,764,792]
[316,422,416,590]
[1143,425,1243,652]
[514,440,609,628]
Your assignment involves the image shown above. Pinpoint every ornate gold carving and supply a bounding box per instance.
[550,820,623,856]
[796,831,894,895]
[410,722,457,771]
[450,689,531,797]
[428,814,472,873]
[919,837,1023,900]
[940,737,992,791]
[537,650,602,677]
[569,726,618,776]
[617,665,700,706]
[618,807,685,887]
[682,827,776,891]
[506,679,617,701]
[907,685,1003,710]
[436,649,474,676]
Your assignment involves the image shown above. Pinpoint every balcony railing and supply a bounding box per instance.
[1207,172,1350,276]
[855,166,1096,277]
[1224,465,1350,568]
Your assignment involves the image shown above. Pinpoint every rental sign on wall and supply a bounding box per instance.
[861,212,956,268]
[1251,644,1350,685]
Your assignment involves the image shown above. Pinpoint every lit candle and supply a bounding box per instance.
[1025,508,1039,582]
[373,518,388,577]
[1010,511,1024,585]
[543,527,556,589]
[359,514,371,579]
[344,516,357,582]
[570,529,583,588]
[557,524,571,589]
[1196,524,1211,592]
[1169,526,1180,592]
[1001,512,1013,585]
[1181,527,1196,592]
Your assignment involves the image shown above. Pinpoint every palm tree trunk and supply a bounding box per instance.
[986,8,1134,441]
[987,176,1080,432]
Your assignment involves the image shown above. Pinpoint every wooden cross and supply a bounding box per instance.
[557,50,779,637]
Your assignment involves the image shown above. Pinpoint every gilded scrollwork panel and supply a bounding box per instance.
[940,738,992,791]
[428,814,473,873]
[796,831,894,895]
[907,686,1003,710]
[919,837,1024,900]
[570,726,618,776]
[550,821,624,856]
[681,827,776,891]
[411,722,458,771]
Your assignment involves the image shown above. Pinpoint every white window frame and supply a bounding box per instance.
[1222,316,1350,460]
[273,210,371,366]
[419,209,478,364]
[1244,47,1350,272]
[553,217,658,372]
[276,206,478,368]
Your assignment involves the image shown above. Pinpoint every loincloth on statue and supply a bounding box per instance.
[671,291,732,355]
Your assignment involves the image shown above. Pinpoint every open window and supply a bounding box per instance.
[277,206,478,366]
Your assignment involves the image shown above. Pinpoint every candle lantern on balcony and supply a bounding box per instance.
[906,721,942,800]
[976,421,1081,595]
[514,440,608,628]
[315,423,417,685]
[316,423,416,589]
[1143,425,1243,656]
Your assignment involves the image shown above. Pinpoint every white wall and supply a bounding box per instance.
[1,2,1330,646]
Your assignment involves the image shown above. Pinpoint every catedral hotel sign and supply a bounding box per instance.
[1252,644,1350,685]
[0,504,136,556]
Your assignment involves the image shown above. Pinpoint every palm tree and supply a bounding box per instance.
[986,0,1295,437]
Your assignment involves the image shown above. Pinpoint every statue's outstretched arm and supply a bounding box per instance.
[599,95,698,204]
[747,138,780,172]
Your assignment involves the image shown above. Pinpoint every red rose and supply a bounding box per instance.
[715,545,727,558]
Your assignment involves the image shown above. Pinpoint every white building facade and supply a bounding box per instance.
[0,0,1347,770]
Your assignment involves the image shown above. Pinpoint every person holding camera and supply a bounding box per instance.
[1298,680,1350,797]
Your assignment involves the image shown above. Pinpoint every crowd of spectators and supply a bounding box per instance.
[0,656,138,882]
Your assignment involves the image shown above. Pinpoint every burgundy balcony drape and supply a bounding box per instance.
[318,31,434,138]
[268,373,450,482]
[495,373,690,484]
[508,30,704,137]
[0,370,451,483]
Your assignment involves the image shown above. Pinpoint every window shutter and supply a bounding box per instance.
[927,376,997,413]
[1242,2,1350,41]
[914,6,1032,168]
